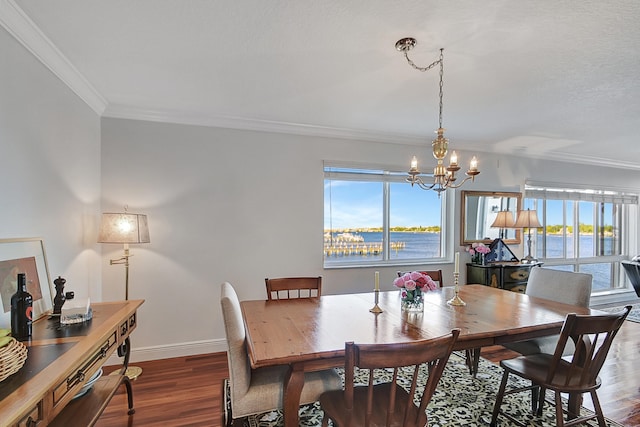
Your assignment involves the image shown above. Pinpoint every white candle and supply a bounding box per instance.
[454,252,460,274]
[375,271,380,290]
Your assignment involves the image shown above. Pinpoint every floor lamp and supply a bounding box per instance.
[98,209,150,379]
[514,209,542,264]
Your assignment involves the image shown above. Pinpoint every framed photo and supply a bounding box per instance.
[0,238,54,329]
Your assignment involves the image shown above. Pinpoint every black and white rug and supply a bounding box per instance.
[225,352,623,426]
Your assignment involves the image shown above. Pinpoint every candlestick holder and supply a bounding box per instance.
[370,289,383,313]
[447,272,466,306]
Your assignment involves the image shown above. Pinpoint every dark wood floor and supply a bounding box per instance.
[96,319,640,427]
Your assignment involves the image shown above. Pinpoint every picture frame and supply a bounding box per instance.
[0,237,54,329]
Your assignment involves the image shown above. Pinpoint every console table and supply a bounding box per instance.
[467,262,542,293]
[0,300,143,427]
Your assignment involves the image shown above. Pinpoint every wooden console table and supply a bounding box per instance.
[467,262,542,292]
[0,300,143,427]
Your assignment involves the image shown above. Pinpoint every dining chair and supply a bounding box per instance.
[319,329,460,427]
[264,276,322,300]
[490,306,631,427]
[220,282,341,425]
[467,268,592,379]
[506,267,593,355]
[397,270,444,287]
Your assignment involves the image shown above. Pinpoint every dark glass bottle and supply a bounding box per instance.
[11,273,33,339]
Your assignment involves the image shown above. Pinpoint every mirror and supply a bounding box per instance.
[461,191,522,245]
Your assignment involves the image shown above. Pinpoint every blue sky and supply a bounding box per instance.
[325,179,595,230]
[324,180,442,229]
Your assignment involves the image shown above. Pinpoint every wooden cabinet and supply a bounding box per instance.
[466,262,542,293]
[0,300,143,427]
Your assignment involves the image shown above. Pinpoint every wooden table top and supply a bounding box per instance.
[241,285,597,369]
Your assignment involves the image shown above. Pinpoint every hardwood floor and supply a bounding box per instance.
[96,320,640,427]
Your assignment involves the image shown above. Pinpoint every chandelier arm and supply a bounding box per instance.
[443,175,475,189]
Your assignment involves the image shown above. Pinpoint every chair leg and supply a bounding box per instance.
[490,370,510,427]
[465,348,480,377]
[554,391,565,427]
[590,390,607,427]
[531,381,538,413]
[536,386,546,416]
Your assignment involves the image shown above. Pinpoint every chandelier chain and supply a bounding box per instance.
[395,38,479,194]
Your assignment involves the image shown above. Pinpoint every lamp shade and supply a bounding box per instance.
[98,213,150,244]
[490,211,516,229]
[514,209,542,229]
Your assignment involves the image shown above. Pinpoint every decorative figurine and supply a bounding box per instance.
[52,276,67,315]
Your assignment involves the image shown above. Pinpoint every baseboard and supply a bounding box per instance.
[104,338,227,366]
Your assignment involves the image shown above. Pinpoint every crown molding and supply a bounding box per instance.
[103,103,426,145]
[104,104,640,171]
[0,0,107,114]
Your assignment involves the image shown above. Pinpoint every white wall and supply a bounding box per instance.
[0,27,102,305]
[101,117,640,361]
[3,18,639,363]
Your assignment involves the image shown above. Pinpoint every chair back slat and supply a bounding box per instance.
[341,329,460,427]
[547,306,631,387]
[264,276,322,300]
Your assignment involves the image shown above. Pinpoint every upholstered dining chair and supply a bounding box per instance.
[220,282,341,425]
[490,306,631,427]
[467,268,592,379]
[264,276,322,300]
[319,329,460,427]
[505,267,593,356]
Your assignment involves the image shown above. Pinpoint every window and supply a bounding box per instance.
[324,165,448,268]
[524,183,638,293]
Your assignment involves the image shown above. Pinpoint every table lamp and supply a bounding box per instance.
[98,208,150,379]
[490,210,516,239]
[488,210,517,262]
[514,209,542,264]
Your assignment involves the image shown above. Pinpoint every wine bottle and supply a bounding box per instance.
[11,273,33,339]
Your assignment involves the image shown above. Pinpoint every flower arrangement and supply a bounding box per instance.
[393,271,438,312]
[465,243,491,264]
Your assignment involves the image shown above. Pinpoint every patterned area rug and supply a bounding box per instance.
[599,303,640,323]
[225,352,624,426]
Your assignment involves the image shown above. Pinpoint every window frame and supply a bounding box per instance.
[323,163,453,269]
[524,181,638,294]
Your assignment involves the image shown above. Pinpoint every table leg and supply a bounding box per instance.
[283,364,305,427]
[567,392,583,419]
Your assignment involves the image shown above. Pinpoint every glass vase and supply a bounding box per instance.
[401,288,424,312]
[473,253,486,265]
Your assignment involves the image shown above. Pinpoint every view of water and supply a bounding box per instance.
[324,232,614,291]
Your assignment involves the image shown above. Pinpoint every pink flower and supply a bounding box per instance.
[395,271,437,292]
[476,245,491,254]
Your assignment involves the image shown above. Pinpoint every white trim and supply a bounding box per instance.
[104,338,227,366]
[103,103,426,145]
[0,0,107,114]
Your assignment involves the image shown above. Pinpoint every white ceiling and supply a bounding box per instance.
[4,0,640,169]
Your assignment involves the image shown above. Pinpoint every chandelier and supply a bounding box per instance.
[395,37,479,194]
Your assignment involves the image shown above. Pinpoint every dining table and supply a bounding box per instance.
[240,284,597,426]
